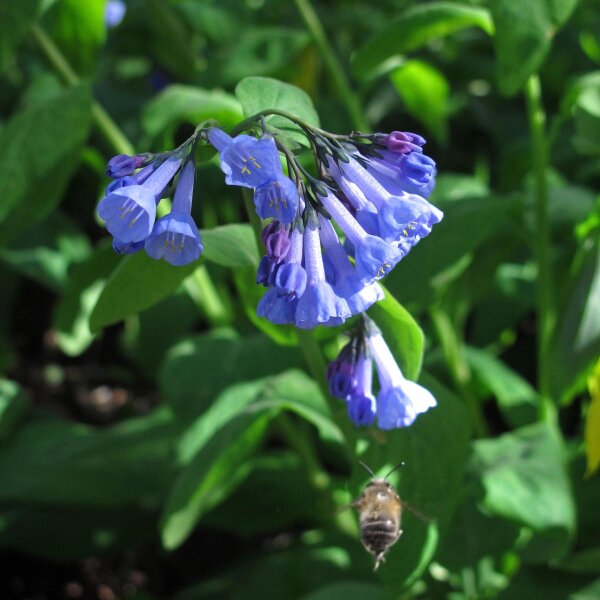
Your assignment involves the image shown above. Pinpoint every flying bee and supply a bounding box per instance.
[352,461,405,571]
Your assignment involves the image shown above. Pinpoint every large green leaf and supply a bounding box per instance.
[463,346,538,427]
[52,243,121,355]
[0,408,178,508]
[490,0,579,95]
[160,329,303,419]
[0,0,43,70]
[217,28,309,85]
[0,211,91,291]
[142,85,243,139]
[385,195,519,307]
[89,251,197,332]
[389,60,450,144]
[176,370,343,465]
[352,2,493,78]
[352,374,470,588]
[367,285,424,381]
[161,409,273,550]
[549,241,600,403]
[200,224,260,268]
[0,85,92,241]
[573,73,600,155]
[300,582,394,600]
[235,76,319,146]
[472,423,576,561]
[162,370,344,549]
[45,0,106,73]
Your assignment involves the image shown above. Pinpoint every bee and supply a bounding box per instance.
[352,461,405,571]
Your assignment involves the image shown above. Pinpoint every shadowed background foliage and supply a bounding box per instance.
[0,0,599,598]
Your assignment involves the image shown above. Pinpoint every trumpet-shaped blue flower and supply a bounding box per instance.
[346,353,377,427]
[367,326,436,429]
[145,161,203,266]
[208,128,283,189]
[254,174,299,224]
[98,155,182,243]
[295,217,350,329]
[257,288,297,325]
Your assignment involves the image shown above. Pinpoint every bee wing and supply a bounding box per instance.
[400,499,431,523]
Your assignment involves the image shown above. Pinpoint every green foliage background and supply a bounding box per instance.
[0,0,599,598]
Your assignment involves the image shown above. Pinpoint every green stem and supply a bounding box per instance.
[524,75,556,425]
[31,24,135,156]
[184,265,231,326]
[430,308,488,438]
[294,0,368,131]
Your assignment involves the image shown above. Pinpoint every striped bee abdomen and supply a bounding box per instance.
[360,516,400,556]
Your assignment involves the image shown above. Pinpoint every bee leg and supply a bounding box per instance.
[373,552,386,572]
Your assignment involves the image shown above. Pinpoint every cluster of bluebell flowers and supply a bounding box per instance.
[98,143,203,266]
[327,316,436,428]
[206,125,441,331]
[98,114,442,429]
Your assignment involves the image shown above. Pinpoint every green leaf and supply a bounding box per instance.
[0,0,43,70]
[204,452,319,537]
[549,242,600,403]
[176,370,343,465]
[385,195,519,307]
[217,28,309,85]
[390,59,449,146]
[162,370,343,549]
[490,0,579,95]
[472,423,576,560]
[0,85,92,241]
[235,76,319,146]
[300,582,395,600]
[200,224,260,268]
[142,85,243,139]
[161,409,273,550]
[160,329,303,419]
[573,73,600,155]
[367,285,424,380]
[52,243,121,356]
[0,379,30,441]
[355,374,470,587]
[89,252,197,332]
[463,346,538,427]
[0,408,178,508]
[352,2,493,78]
[45,0,106,73]
[0,211,91,291]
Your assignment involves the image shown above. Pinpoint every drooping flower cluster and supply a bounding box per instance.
[207,126,442,329]
[97,115,442,429]
[98,148,203,266]
[327,317,436,429]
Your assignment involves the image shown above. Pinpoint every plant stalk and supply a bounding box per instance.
[524,74,557,425]
[294,0,369,131]
[31,24,135,156]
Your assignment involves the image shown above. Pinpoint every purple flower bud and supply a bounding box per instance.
[257,256,278,287]
[106,154,146,179]
[385,131,426,154]
[262,222,291,263]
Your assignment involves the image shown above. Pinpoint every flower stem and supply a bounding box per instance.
[31,24,135,156]
[430,308,488,438]
[524,74,557,425]
[293,0,368,132]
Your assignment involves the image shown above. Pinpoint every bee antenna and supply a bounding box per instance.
[358,460,376,479]
[384,461,405,480]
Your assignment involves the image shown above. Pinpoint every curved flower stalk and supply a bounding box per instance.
[327,316,437,429]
